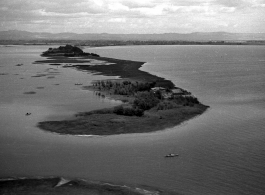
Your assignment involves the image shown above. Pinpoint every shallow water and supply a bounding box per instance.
[1,45,265,195]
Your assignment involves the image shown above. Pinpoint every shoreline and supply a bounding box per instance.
[36,53,209,136]
[0,177,174,195]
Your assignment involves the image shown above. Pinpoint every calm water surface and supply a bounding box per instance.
[0,45,265,195]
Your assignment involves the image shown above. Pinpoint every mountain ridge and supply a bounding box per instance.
[1,30,265,41]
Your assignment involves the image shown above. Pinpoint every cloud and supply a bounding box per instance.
[108,18,126,23]
[119,0,156,8]
[0,0,264,33]
[214,0,245,7]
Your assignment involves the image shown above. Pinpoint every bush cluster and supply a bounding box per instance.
[157,101,179,110]
[93,80,156,96]
[113,105,144,117]
[172,95,199,107]
[157,96,200,110]
[133,91,160,110]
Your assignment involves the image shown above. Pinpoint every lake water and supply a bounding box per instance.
[1,45,265,195]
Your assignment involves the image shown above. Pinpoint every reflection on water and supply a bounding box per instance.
[1,45,265,195]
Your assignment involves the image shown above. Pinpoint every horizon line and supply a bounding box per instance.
[1,30,265,35]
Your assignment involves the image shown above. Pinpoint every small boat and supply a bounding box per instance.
[165,153,179,158]
[62,64,73,68]
[25,113,31,116]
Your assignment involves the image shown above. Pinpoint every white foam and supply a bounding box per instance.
[55,177,70,187]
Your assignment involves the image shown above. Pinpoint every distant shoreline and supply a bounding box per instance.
[36,51,208,136]
[1,40,265,46]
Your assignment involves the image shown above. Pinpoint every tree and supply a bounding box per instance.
[133,91,160,110]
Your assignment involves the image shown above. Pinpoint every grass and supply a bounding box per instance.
[38,104,208,135]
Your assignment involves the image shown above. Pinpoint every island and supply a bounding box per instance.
[36,45,209,135]
[42,44,100,57]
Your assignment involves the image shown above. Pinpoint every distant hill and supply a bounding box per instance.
[0,30,265,41]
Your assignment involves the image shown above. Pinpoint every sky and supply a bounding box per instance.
[0,0,265,34]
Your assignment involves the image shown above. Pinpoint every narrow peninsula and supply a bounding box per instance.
[37,45,209,135]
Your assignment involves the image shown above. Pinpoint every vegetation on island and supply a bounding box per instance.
[89,80,200,116]
[38,78,208,135]
[42,44,100,57]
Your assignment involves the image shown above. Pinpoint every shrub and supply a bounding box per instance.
[134,108,144,117]
[155,90,163,100]
[188,96,199,104]
[157,101,175,110]
[113,105,124,115]
[113,105,144,117]
[133,91,160,110]
[123,107,135,116]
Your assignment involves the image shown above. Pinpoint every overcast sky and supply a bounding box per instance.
[0,0,264,34]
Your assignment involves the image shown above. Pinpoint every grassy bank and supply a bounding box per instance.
[38,104,207,135]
